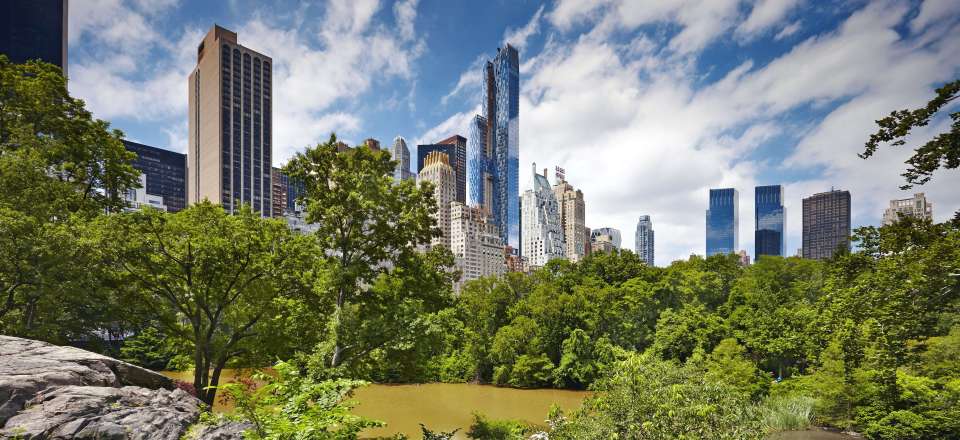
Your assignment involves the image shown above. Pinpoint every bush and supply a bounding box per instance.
[466,413,528,439]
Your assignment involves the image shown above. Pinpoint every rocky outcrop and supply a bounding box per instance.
[0,335,204,439]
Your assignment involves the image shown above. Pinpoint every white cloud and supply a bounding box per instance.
[504,5,545,51]
[428,0,960,265]
[736,0,803,39]
[774,20,802,40]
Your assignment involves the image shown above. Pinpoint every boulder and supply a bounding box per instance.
[0,335,206,439]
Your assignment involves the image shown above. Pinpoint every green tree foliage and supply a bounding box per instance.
[550,353,765,440]
[217,361,382,439]
[465,413,528,440]
[284,135,455,373]
[0,56,138,341]
[861,79,959,189]
[97,203,312,405]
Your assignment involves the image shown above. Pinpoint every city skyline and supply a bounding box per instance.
[61,0,960,265]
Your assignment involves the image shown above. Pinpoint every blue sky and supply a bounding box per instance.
[67,0,960,265]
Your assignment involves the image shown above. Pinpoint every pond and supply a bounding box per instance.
[161,370,858,439]
[161,370,589,439]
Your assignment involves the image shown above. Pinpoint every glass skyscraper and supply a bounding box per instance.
[635,215,654,266]
[802,189,850,260]
[122,140,187,213]
[755,185,785,258]
[1,0,68,76]
[706,188,739,256]
[467,45,520,251]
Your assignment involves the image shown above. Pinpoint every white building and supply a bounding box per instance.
[521,164,565,268]
[124,174,168,212]
[450,202,506,289]
[635,215,654,266]
[882,193,933,225]
[418,151,456,249]
[391,136,415,182]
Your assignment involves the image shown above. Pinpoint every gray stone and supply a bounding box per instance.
[0,335,202,440]
[1,386,199,440]
[186,420,253,440]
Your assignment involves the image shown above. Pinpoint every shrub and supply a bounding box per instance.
[466,413,529,439]
[760,395,814,433]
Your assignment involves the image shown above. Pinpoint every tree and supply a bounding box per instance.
[97,203,313,405]
[0,56,139,341]
[861,79,959,189]
[283,135,451,370]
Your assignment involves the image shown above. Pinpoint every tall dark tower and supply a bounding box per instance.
[802,189,851,260]
[1,0,68,76]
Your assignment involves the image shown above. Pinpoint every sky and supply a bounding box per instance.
[67,0,960,266]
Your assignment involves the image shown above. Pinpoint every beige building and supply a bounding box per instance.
[882,193,933,226]
[591,233,617,254]
[552,167,586,262]
[188,25,273,216]
[418,151,456,249]
[450,202,506,288]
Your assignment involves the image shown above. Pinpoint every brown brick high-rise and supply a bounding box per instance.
[188,25,273,216]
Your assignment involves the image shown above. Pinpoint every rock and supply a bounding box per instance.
[0,335,202,439]
[0,335,174,427]
[1,386,199,440]
[186,420,253,440]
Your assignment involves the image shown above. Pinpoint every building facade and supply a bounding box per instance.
[801,189,851,260]
[418,151,456,249]
[450,202,506,288]
[188,25,272,216]
[755,185,785,258]
[521,165,565,267]
[552,168,586,262]
[590,227,622,249]
[417,137,466,204]
[124,175,168,212]
[882,193,933,225]
[2,0,68,75]
[635,215,654,266]
[590,233,617,254]
[467,45,520,250]
[122,140,187,213]
[362,138,381,151]
[391,136,414,182]
[271,167,288,217]
[706,188,739,256]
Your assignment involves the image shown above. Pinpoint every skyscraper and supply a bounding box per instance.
[802,189,851,260]
[450,202,506,289]
[706,188,739,256]
[467,44,520,250]
[590,227,622,249]
[1,0,68,76]
[882,193,933,225]
[391,136,414,182]
[635,215,654,266]
[122,140,187,213]
[271,167,288,217]
[552,167,586,262]
[188,25,272,216]
[521,164,564,267]
[417,136,466,203]
[418,151,456,249]
[755,185,785,258]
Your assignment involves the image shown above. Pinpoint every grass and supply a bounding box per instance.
[760,395,816,433]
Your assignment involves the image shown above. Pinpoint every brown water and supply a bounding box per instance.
[161,370,855,439]
[161,370,589,438]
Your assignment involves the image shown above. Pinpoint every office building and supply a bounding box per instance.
[590,233,617,254]
[188,25,272,216]
[417,136,466,203]
[755,185,785,258]
[124,175,168,212]
[418,151,456,249]
[391,136,414,182]
[362,138,381,151]
[552,167,587,262]
[271,167,288,217]
[635,215,654,266]
[466,45,520,249]
[2,0,68,76]
[882,193,933,225]
[521,165,565,267]
[122,140,187,213]
[450,202,506,288]
[590,227,622,249]
[706,188,739,256]
[801,189,851,260]
[737,250,751,266]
